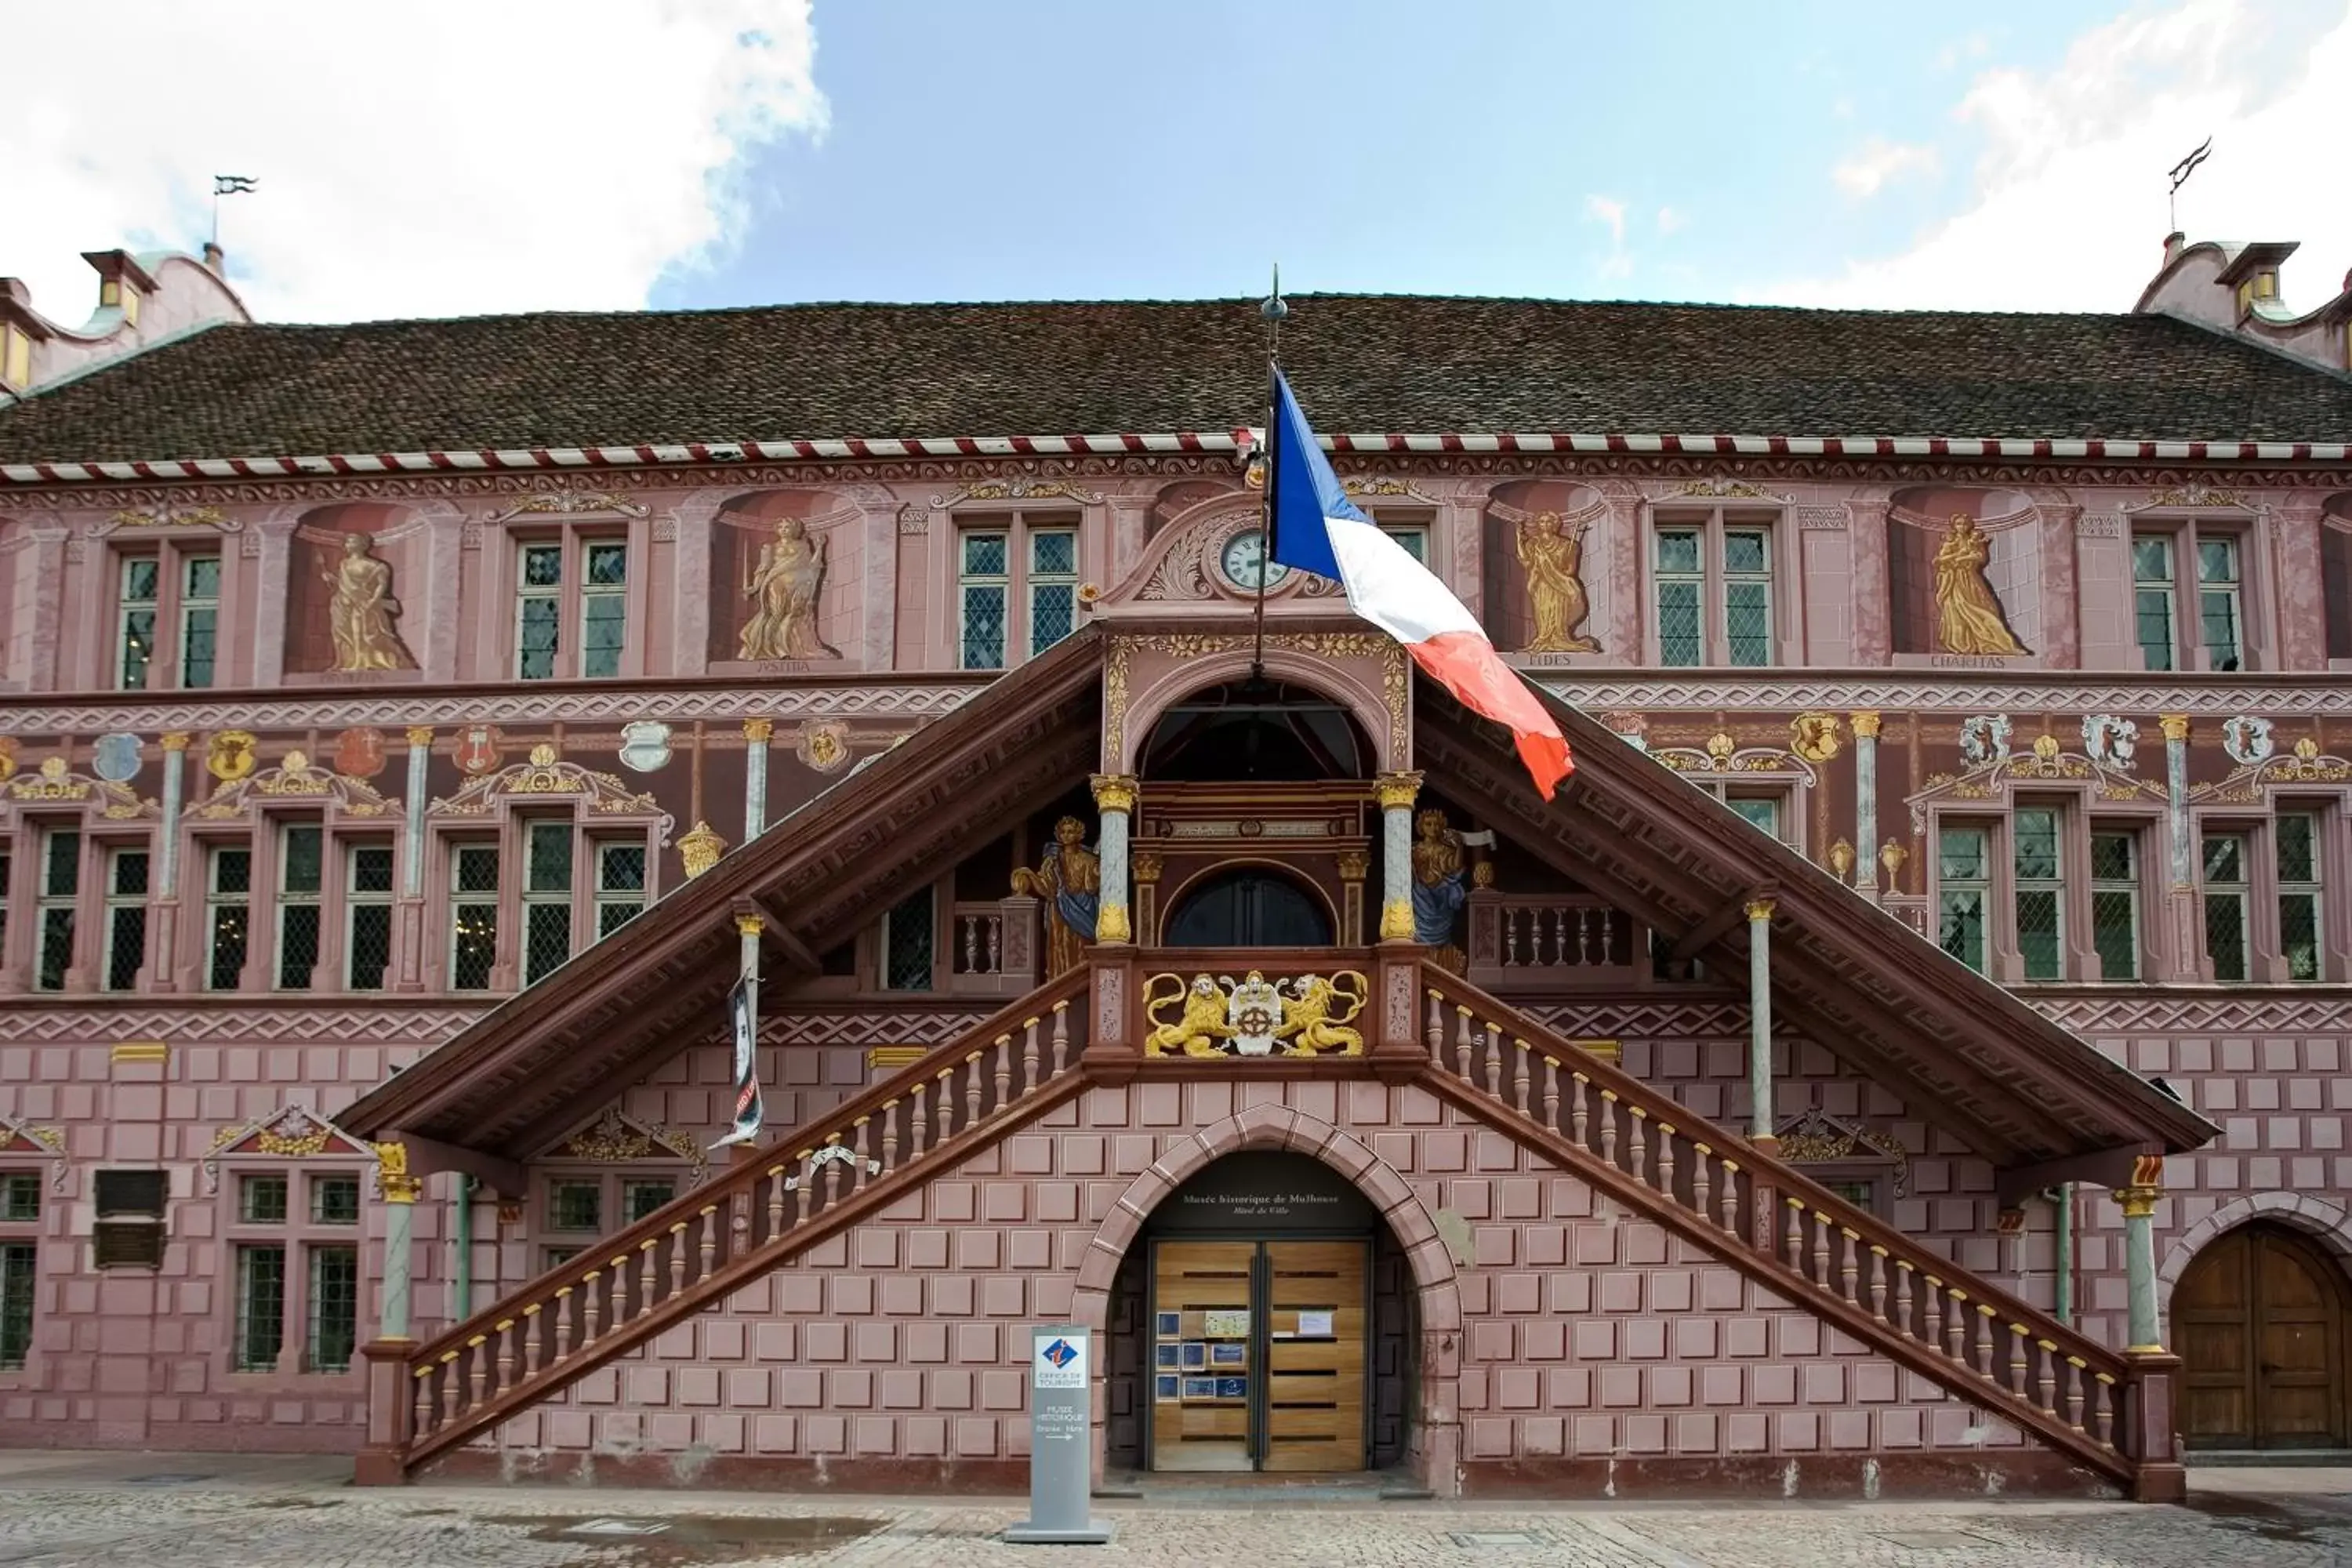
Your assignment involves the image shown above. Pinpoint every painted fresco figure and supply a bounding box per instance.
[324,532,414,671]
[1933,514,2028,656]
[1011,815,1101,978]
[1410,808,1468,946]
[1515,511,1602,653]
[739,517,837,660]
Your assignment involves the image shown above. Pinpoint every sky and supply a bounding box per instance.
[2,0,2348,327]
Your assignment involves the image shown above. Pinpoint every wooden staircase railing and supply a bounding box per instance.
[1416,967,2150,1491]
[362,967,1093,1478]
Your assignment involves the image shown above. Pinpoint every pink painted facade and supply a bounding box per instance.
[0,235,2350,1491]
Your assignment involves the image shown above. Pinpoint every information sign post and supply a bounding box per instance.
[1004,1324,1112,1544]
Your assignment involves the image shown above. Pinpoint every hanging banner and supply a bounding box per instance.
[710,979,762,1149]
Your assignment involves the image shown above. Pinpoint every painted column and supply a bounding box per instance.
[1375,770,1423,943]
[742,718,772,841]
[375,1142,422,1341]
[2114,1171,2165,1352]
[1090,775,1137,945]
[1849,710,1880,902]
[1846,501,1890,664]
[1746,898,1778,1150]
[401,728,432,897]
[2159,714,2199,981]
[157,731,190,895]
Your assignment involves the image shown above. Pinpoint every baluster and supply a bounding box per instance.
[1784,1200,1804,1272]
[880,1102,901,1175]
[698,1205,719,1282]
[1838,1228,1859,1302]
[767,1165,789,1239]
[986,916,1001,974]
[823,1135,845,1209]
[911,1081,930,1156]
[2064,1357,2087,1430]
[1483,1023,1503,1098]
[670,1221,689,1293]
[1022,1017,1042,1097]
[439,1350,460,1421]
[413,1367,436,1435]
[1051,1001,1071,1075]
[1655,1123,1675,1202]
[1425,992,1445,1061]
[521,1303,543,1377]
[1866,1245,1889,1321]
[582,1271,603,1345]
[1922,1276,1944,1358]
[2005,1323,2027,1397]
[936,1067,957,1141]
[1454,1007,1475,1082]
[1625,1106,1646,1184]
[1501,909,1519,967]
[1975,1306,1997,1383]
[963,916,979,975]
[1570,1073,1591,1149]
[854,1117,872,1192]
[1541,1057,1560,1129]
[493,1321,515,1393]
[1511,1039,1531,1113]
[795,1150,817,1224]
[1718,1159,1740,1232]
[1598,1090,1619,1166]
[993,1035,1013,1112]
[1894,1262,1915,1339]
[637,1242,657,1317]
[554,1287,575,1359]
[2092,1373,2116,1447]
[1813,1213,1833,1290]
[1941,1287,1967,1363]
[1692,1144,1712,1224]
[2034,1337,2058,1416]
[966,1051,984,1127]
[467,1335,488,1407]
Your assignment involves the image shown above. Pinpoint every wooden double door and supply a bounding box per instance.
[1148,1239,1367,1472]
[2179,1223,2350,1450]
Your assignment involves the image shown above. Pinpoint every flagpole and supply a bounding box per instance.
[1250,266,1285,683]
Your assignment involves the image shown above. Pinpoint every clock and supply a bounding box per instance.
[1219,529,1290,591]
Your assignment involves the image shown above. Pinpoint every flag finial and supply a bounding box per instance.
[1262,264,1287,322]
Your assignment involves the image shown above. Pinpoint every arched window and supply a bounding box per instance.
[1163,867,1333,948]
[1142,681,1369,782]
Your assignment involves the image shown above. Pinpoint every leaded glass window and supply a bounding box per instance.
[310,1176,361,1225]
[233,1244,286,1371]
[622,1180,676,1224]
[2278,813,2323,982]
[1655,528,1703,666]
[0,1244,34,1370]
[276,824,322,990]
[2132,534,2176,671]
[581,542,627,678]
[2202,830,2250,982]
[522,822,574,985]
[306,1245,358,1372]
[36,829,78,993]
[206,844,251,992]
[239,1174,289,1224]
[2013,808,2063,980]
[1937,826,1990,974]
[346,844,394,990]
[103,847,149,992]
[960,532,1008,670]
[117,557,159,690]
[180,554,221,690]
[1,1175,38,1222]
[1028,528,1077,656]
[882,885,935,992]
[449,845,500,990]
[2089,830,2140,981]
[517,543,563,680]
[594,840,647,939]
[546,1181,601,1232]
[1723,528,1773,667]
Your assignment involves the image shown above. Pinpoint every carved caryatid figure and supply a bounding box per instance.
[324,532,414,671]
[1932,514,2027,656]
[1515,512,1601,653]
[738,517,837,660]
[1011,815,1101,979]
[1410,808,1468,946]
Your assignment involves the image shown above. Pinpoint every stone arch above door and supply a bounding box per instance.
[2158,1189,2352,1328]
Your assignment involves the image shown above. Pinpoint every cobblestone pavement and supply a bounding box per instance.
[0,1457,2347,1566]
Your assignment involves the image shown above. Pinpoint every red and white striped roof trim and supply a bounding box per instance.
[6,428,2350,486]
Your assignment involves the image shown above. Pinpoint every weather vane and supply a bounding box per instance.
[2167,138,2211,232]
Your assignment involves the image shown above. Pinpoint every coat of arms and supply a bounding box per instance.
[2081,714,2137,770]
[332,727,387,779]
[0,737,14,782]
[1142,971,1368,1058]
[2222,714,2274,767]
[454,724,504,776]
[618,720,673,772]
[1958,714,2011,767]
[799,720,851,772]
[207,730,258,783]
[91,733,143,783]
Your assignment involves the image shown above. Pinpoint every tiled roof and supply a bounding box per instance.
[6,294,2352,464]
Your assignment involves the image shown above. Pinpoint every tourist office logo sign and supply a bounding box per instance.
[1035,1335,1087,1389]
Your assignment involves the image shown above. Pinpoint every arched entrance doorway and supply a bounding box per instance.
[1162,866,1334,947]
[2177,1222,2351,1449]
[1103,1151,1414,1475]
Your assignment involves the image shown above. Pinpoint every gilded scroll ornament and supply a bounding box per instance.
[1932,515,2028,656]
[324,532,416,671]
[739,518,837,660]
[1142,970,1368,1057]
[1515,512,1601,653]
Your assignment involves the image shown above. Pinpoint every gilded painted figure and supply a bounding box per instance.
[739,517,837,660]
[1410,808,1468,946]
[1932,514,2027,656]
[1515,512,1601,653]
[1011,815,1101,979]
[323,532,414,671]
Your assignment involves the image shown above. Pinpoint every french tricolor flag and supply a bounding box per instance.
[1267,372,1573,800]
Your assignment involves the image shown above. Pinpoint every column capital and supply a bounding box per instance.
[735,913,765,938]
[1848,710,1882,739]
[1335,848,1370,881]
[2111,1185,2161,1219]
[373,1142,423,1204]
[1131,850,1163,884]
[2158,713,2190,743]
[1374,770,1425,811]
[1089,773,1139,815]
[404,727,434,748]
[159,731,192,753]
[1744,897,1777,924]
[742,717,775,743]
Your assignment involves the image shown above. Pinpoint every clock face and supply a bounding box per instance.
[1220,529,1290,590]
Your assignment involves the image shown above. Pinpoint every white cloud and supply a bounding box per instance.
[1584,194,1628,248]
[1657,206,1687,237]
[0,1,826,325]
[1831,137,1942,198]
[1755,0,2352,311]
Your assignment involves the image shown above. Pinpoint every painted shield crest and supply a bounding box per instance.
[0,736,15,781]
[207,730,258,783]
[798,720,851,773]
[92,734,143,783]
[454,724,504,777]
[618,720,673,773]
[332,727,387,779]
[2222,715,2274,767]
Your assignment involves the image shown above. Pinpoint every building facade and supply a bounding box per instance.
[0,236,2350,1495]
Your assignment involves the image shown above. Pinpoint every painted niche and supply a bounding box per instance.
[1484,481,1606,657]
[1887,489,2038,659]
[710,489,854,665]
[285,502,421,675]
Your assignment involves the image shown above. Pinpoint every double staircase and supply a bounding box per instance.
[358,955,2172,1497]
